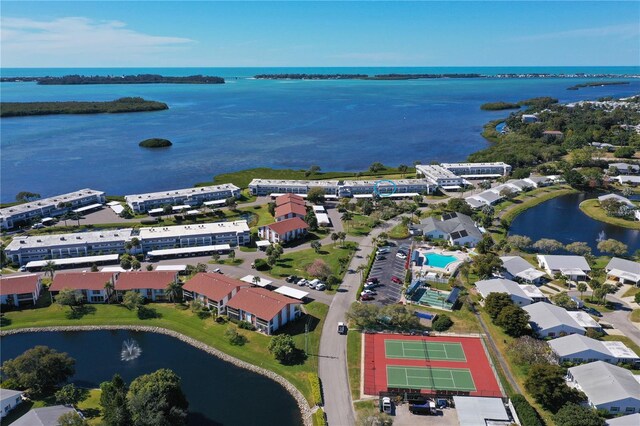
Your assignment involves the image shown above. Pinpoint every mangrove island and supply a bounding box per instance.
[139,138,173,148]
[0,97,169,117]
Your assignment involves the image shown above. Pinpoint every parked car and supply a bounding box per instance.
[286,275,298,283]
[381,397,393,414]
[582,306,602,317]
[364,283,378,290]
[366,277,379,284]
[361,294,374,301]
[298,279,308,287]
[337,322,347,334]
[361,289,376,296]
[212,268,223,274]
[391,276,403,284]
[308,278,320,288]
[315,283,326,291]
[377,247,390,254]
[396,253,407,259]
[19,266,27,272]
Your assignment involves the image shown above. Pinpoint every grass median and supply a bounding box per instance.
[0,301,328,404]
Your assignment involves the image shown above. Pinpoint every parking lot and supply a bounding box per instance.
[365,240,411,306]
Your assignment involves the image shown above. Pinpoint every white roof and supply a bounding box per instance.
[255,240,272,247]
[0,188,104,217]
[155,265,187,271]
[274,286,309,300]
[107,201,121,206]
[146,244,231,257]
[311,205,325,212]
[606,413,640,426]
[73,203,103,213]
[240,275,272,287]
[603,341,640,360]
[387,192,420,197]
[186,210,200,215]
[569,361,640,406]
[475,278,532,302]
[549,334,611,358]
[13,405,76,426]
[138,221,250,240]
[148,208,164,214]
[606,257,640,282]
[6,228,133,251]
[522,302,586,334]
[520,285,546,299]
[0,388,23,400]
[109,204,125,214]
[353,194,373,198]
[452,396,510,425]
[125,184,239,203]
[172,205,191,211]
[315,212,331,224]
[203,199,227,206]
[26,254,119,268]
[538,255,591,272]
[567,311,601,328]
[100,266,127,272]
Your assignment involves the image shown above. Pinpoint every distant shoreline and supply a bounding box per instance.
[0,97,168,117]
[253,73,639,81]
[0,74,225,85]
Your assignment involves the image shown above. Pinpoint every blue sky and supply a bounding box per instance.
[1,1,639,67]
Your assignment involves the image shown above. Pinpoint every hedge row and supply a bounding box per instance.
[511,394,543,426]
[312,408,326,426]
[309,373,323,406]
[357,246,378,299]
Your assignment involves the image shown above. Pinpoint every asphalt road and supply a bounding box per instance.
[318,217,403,426]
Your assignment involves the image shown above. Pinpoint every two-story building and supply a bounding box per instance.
[115,271,178,302]
[258,217,309,244]
[182,272,245,314]
[0,274,42,307]
[226,287,302,335]
[0,188,105,230]
[125,184,240,213]
[50,272,116,303]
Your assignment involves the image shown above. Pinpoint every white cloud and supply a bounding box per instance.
[512,23,640,42]
[1,16,195,67]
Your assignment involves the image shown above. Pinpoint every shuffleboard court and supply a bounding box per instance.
[385,339,466,361]
[387,366,476,392]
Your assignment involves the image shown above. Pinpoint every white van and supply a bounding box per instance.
[381,397,392,414]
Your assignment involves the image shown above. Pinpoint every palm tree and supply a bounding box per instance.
[252,276,261,287]
[165,281,182,304]
[104,281,115,304]
[228,250,236,261]
[338,232,347,248]
[330,232,339,247]
[577,282,587,300]
[356,264,366,283]
[44,260,56,281]
[311,241,321,253]
[341,211,353,232]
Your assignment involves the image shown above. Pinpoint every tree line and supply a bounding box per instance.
[1,97,168,117]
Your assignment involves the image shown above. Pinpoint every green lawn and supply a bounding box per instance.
[346,214,377,237]
[347,330,362,400]
[579,199,640,230]
[268,242,357,283]
[0,302,328,404]
[630,309,640,323]
[623,286,640,298]
[77,389,102,425]
[388,223,410,240]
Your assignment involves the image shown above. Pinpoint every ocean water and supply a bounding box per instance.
[1,67,639,201]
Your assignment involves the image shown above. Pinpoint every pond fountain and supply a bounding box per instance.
[597,230,606,243]
[121,338,142,361]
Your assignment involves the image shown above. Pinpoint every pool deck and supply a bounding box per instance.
[411,246,469,276]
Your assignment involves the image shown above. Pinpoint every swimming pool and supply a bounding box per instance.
[424,253,457,269]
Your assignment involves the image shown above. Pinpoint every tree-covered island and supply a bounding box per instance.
[567,81,630,90]
[0,97,169,117]
[0,74,225,85]
[139,138,173,148]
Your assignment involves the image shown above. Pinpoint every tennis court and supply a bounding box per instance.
[387,366,477,392]
[385,339,466,361]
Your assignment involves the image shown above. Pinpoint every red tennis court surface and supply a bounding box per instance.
[363,333,503,397]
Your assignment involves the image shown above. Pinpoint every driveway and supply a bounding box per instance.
[600,307,640,347]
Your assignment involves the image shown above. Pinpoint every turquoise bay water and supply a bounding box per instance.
[425,253,457,268]
[1,67,639,201]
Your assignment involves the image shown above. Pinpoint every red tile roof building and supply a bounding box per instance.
[258,217,309,244]
[226,287,301,334]
[275,193,305,207]
[182,273,245,313]
[50,272,115,303]
[0,274,42,306]
[115,271,178,302]
[274,202,307,222]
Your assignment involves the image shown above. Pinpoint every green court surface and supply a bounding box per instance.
[385,339,466,361]
[387,366,476,391]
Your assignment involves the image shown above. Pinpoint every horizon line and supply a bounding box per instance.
[2,65,639,69]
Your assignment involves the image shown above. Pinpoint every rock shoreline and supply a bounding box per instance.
[0,325,313,426]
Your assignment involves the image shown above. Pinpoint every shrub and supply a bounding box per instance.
[431,314,453,332]
[254,258,269,271]
[510,394,543,426]
[224,326,246,346]
[308,373,323,406]
[238,321,255,330]
[312,408,326,426]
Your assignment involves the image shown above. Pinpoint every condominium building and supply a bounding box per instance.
[440,162,512,178]
[248,179,341,196]
[5,229,133,266]
[0,188,105,229]
[415,165,465,188]
[125,184,241,213]
[248,178,434,197]
[138,221,251,251]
